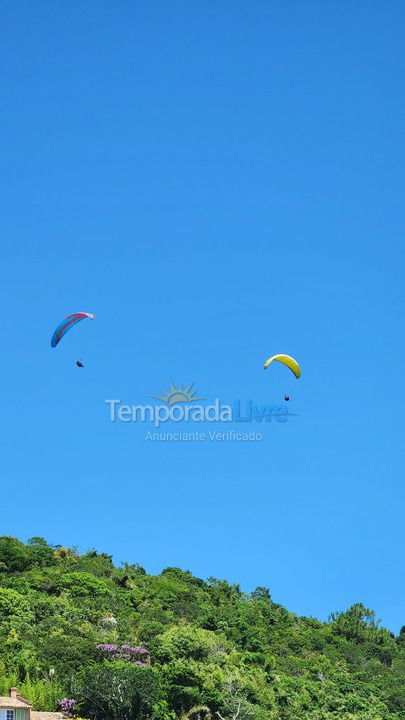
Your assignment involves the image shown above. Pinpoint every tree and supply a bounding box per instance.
[215,680,257,720]
[57,572,111,597]
[74,664,159,720]
[329,604,380,642]
[0,537,30,572]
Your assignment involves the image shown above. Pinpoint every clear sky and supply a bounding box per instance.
[1,1,404,633]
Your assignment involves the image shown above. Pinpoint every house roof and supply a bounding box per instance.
[32,713,69,720]
[0,690,68,718]
[0,695,32,709]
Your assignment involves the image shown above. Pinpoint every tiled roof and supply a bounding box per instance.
[0,695,32,708]
[31,713,69,720]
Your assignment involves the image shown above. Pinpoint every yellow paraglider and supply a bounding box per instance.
[263,354,301,379]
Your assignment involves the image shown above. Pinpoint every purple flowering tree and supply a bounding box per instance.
[95,643,150,666]
[59,698,77,716]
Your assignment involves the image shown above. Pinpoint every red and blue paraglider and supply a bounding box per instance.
[51,312,95,367]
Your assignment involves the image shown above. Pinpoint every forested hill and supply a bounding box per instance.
[0,537,403,720]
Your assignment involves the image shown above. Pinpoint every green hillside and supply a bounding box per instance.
[0,537,403,719]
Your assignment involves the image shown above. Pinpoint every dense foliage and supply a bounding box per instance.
[0,536,403,719]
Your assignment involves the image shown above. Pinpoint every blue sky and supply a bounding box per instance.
[1,1,404,633]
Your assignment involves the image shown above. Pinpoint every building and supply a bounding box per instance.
[0,690,68,720]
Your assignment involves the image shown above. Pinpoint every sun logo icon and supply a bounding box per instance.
[151,381,204,406]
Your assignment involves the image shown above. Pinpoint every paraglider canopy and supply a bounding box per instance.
[51,312,95,348]
[263,354,301,378]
